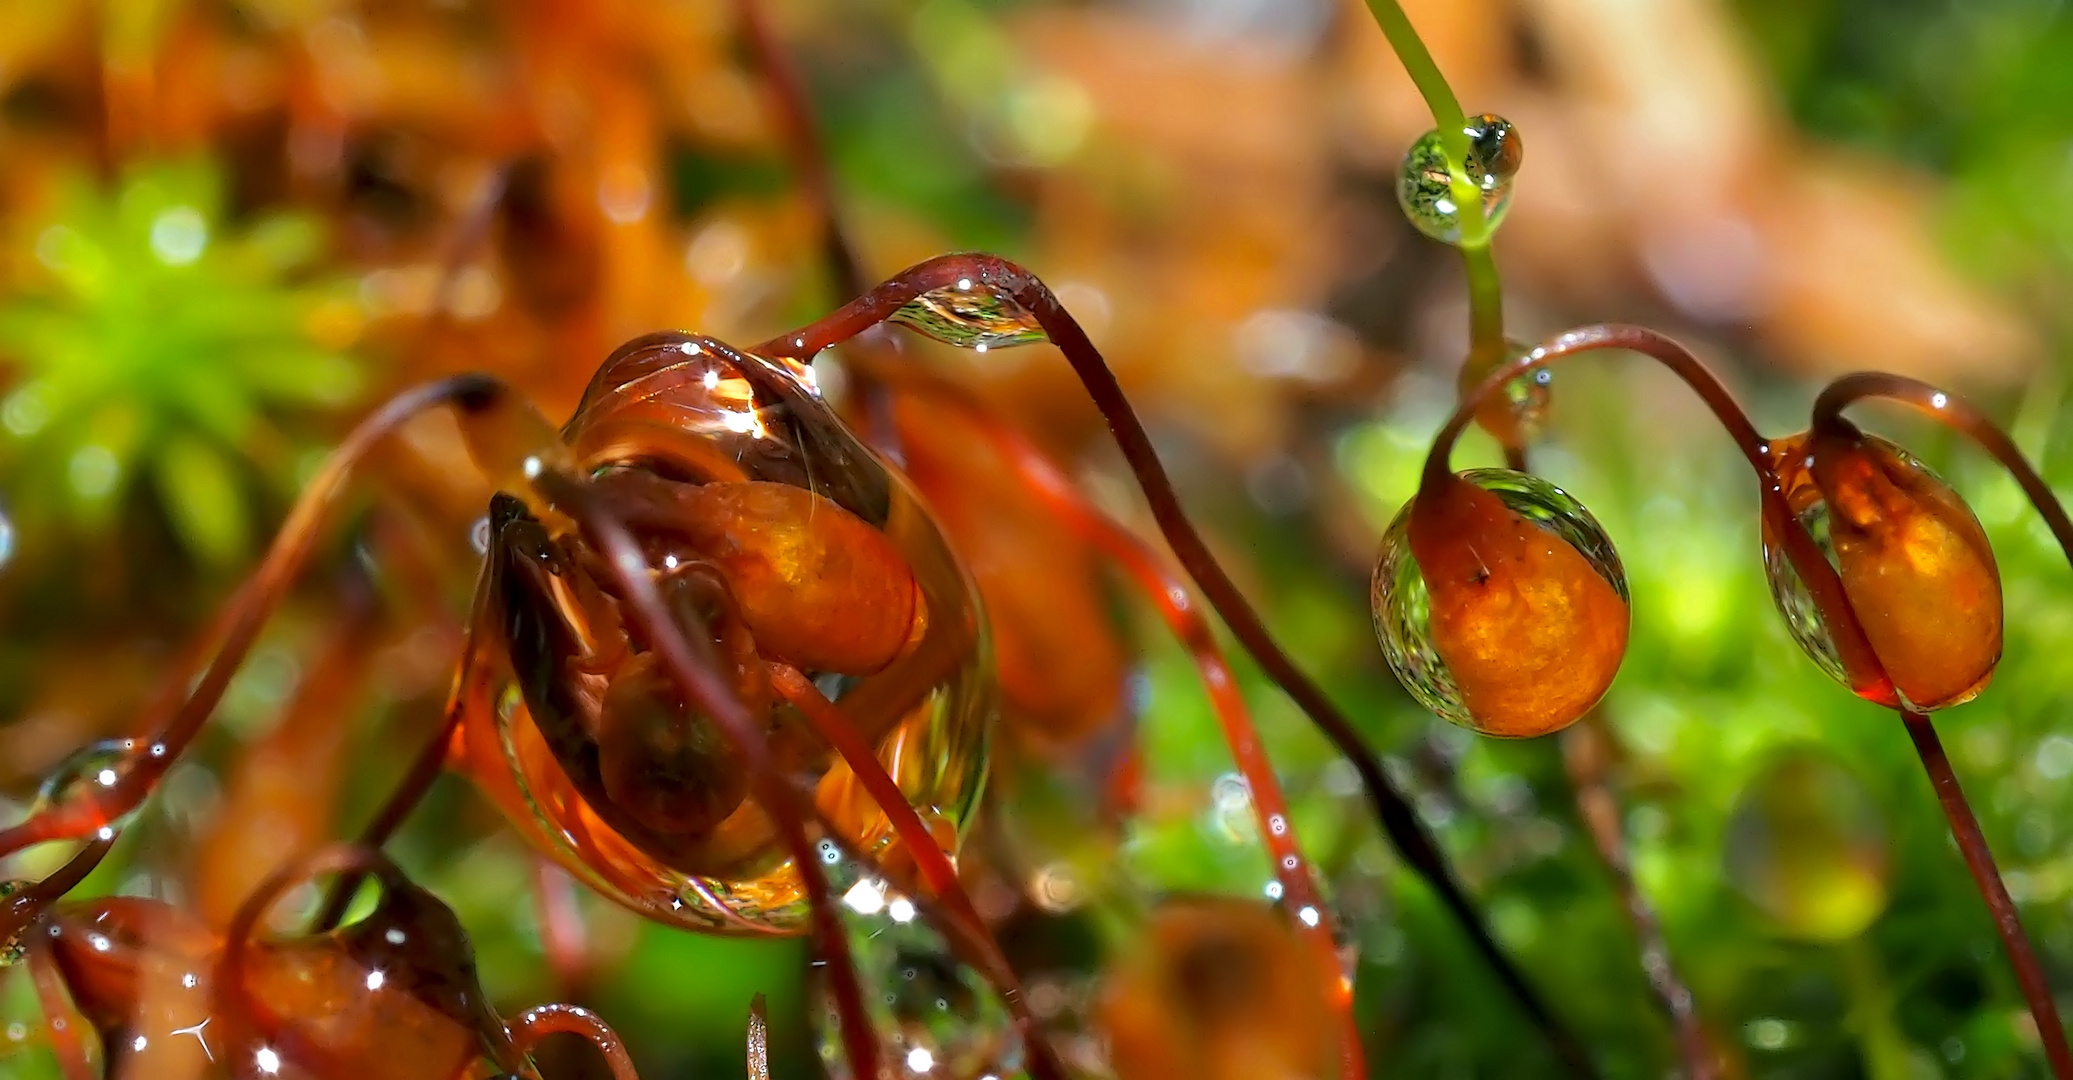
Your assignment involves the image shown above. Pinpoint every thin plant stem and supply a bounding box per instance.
[1563,716,1713,1079]
[759,253,1598,1077]
[1510,433,1709,1077]
[28,947,93,1080]
[862,367,1368,1079]
[1902,710,2073,1076]
[733,0,909,461]
[508,1003,643,1080]
[0,377,508,862]
[1358,0,1505,370]
[1812,373,2073,561]
[533,471,882,1080]
[769,662,1073,1080]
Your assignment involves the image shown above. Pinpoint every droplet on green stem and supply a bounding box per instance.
[1396,114,1522,245]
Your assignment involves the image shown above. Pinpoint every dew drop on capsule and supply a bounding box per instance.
[890,281,1049,351]
[33,738,141,831]
[1372,469,1628,737]
[1396,114,1522,245]
[1760,430,2000,711]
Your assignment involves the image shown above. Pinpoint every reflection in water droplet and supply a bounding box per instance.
[890,285,1048,351]
[1371,469,1625,734]
[815,858,1019,1079]
[1724,749,1888,941]
[1760,430,1999,711]
[1396,113,1522,245]
[34,739,141,833]
[1761,480,1850,691]
[1461,341,1554,447]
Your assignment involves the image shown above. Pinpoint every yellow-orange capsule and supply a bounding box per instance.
[1763,430,2001,710]
[1098,897,1336,1080]
[1373,469,1630,737]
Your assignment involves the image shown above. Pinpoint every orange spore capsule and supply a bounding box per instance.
[1098,897,1335,1080]
[601,474,923,675]
[1813,431,2002,709]
[1406,472,1630,736]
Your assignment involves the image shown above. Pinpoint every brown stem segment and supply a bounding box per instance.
[531,470,880,1080]
[0,377,512,861]
[1563,718,1713,1079]
[862,369,1367,1078]
[761,253,1593,1076]
[1903,711,2073,1075]
[508,1003,643,1080]
[1812,373,2073,564]
[768,662,1071,1080]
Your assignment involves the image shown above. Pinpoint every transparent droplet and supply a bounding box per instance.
[1371,469,1626,735]
[814,859,1021,1080]
[1460,340,1553,447]
[1760,431,1996,710]
[33,738,140,832]
[1724,748,1888,942]
[1760,474,1850,691]
[471,332,991,935]
[889,284,1048,351]
[1396,114,1522,245]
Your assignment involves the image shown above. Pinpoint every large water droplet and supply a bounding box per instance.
[1460,341,1553,448]
[33,739,141,833]
[1371,469,1626,735]
[1396,114,1522,245]
[1724,748,1888,942]
[476,332,992,936]
[1760,430,1995,710]
[814,861,1021,1080]
[889,283,1048,351]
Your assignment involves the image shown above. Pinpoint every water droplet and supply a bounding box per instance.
[1372,469,1627,736]
[33,739,140,831]
[1724,748,1888,941]
[889,286,1048,351]
[1396,113,1522,245]
[1760,431,1999,710]
[1460,341,1553,447]
[480,332,992,934]
[815,861,1020,1079]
